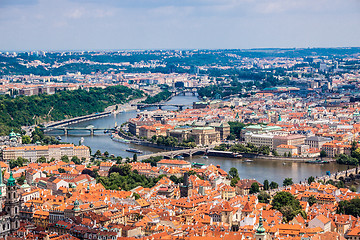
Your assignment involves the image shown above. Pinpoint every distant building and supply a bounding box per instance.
[2,144,90,162]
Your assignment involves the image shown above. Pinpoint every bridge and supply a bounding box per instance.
[133,103,190,111]
[42,126,115,136]
[137,147,209,161]
[45,112,112,128]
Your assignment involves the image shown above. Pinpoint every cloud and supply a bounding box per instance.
[0,0,359,50]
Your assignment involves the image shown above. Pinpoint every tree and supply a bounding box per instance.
[49,157,56,162]
[37,156,47,163]
[283,178,293,186]
[337,198,360,217]
[109,164,132,176]
[263,180,269,191]
[320,150,327,158]
[61,155,69,163]
[258,191,270,203]
[58,168,66,173]
[271,191,302,222]
[249,182,260,194]
[230,178,239,187]
[94,150,102,157]
[272,149,279,156]
[308,195,317,206]
[269,181,279,189]
[308,176,315,185]
[16,173,26,185]
[22,135,31,144]
[71,156,81,165]
[133,154,137,162]
[229,167,239,179]
[350,185,357,192]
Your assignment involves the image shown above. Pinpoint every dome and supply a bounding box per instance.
[256,216,266,234]
[7,171,16,187]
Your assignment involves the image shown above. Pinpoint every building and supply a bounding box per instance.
[276,144,298,156]
[244,132,274,149]
[157,159,191,169]
[2,144,90,162]
[273,134,306,148]
[189,127,220,146]
[305,136,332,149]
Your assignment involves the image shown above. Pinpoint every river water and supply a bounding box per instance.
[46,95,348,185]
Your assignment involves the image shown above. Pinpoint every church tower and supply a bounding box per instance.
[254,216,267,240]
[4,172,21,233]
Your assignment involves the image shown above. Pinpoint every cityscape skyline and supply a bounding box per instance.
[1,0,360,51]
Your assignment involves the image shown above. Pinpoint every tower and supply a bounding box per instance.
[180,172,192,198]
[254,216,267,240]
[4,171,21,233]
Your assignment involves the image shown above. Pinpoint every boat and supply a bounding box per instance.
[243,159,253,162]
[192,162,205,168]
[57,136,62,141]
[283,162,286,165]
[126,148,143,154]
[112,137,130,144]
[175,155,184,160]
[305,159,329,164]
[202,155,209,159]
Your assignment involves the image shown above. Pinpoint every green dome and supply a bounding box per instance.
[256,216,266,234]
[7,171,16,187]
[9,130,16,137]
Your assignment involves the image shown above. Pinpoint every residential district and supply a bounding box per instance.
[1,49,360,239]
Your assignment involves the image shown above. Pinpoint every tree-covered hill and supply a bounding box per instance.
[0,85,143,135]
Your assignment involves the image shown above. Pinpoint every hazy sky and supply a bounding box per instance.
[1,0,360,51]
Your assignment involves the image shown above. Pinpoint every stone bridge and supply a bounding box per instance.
[137,147,209,161]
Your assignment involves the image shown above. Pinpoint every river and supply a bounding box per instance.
[46,94,348,185]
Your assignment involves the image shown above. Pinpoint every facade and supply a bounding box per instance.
[273,134,306,148]
[157,159,191,169]
[276,144,298,156]
[244,132,274,149]
[189,127,220,146]
[305,136,332,149]
[3,144,90,162]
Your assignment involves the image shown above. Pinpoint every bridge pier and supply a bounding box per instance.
[158,105,162,110]
[179,106,183,111]
[90,129,94,136]
[64,128,68,136]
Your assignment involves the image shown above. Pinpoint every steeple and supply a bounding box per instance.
[7,171,16,187]
[256,216,266,234]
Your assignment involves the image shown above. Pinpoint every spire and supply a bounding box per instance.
[256,216,266,235]
[7,171,16,186]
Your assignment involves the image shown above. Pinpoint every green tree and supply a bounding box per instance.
[308,176,315,185]
[320,150,327,158]
[37,156,47,163]
[22,135,31,144]
[230,178,239,187]
[283,178,293,186]
[271,191,302,222]
[272,149,279,156]
[104,151,109,157]
[258,191,270,203]
[269,181,279,189]
[58,168,66,173]
[249,182,260,194]
[16,173,26,185]
[94,150,102,157]
[263,180,269,191]
[71,156,81,165]
[133,154,137,162]
[308,195,317,206]
[350,185,357,192]
[229,167,239,179]
[337,198,360,217]
[61,155,69,163]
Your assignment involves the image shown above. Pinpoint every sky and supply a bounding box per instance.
[0,0,360,51]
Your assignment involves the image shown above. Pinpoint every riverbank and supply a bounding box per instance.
[242,153,335,162]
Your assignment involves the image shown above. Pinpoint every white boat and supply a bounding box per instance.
[243,159,253,162]
[202,156,209,159]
